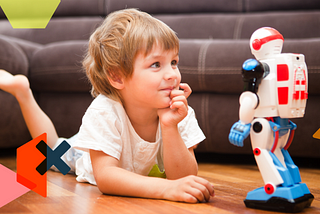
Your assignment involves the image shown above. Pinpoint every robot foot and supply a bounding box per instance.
[304,193,315,208]
[244,194,313,213]
[244,184,314,213]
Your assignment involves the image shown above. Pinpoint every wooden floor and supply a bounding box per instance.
[0,152,319,214]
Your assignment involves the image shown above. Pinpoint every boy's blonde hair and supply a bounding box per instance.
[83,8,180,101]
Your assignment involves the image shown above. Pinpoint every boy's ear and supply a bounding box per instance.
[107,72,124,90]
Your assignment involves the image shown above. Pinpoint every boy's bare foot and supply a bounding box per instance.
[0,69,30,101]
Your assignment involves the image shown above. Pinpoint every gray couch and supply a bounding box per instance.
[0,0,320,159]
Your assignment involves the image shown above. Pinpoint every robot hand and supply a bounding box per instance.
[228,120,251,147]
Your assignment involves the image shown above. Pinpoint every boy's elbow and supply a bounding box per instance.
[95,178,114,195]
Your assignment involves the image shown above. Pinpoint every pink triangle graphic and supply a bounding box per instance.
[0,164,31,208]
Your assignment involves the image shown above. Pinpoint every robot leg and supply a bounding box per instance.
[249,118,284,190]
[244,118,313,212]
[281,149,314,208]
[281,130,314,207]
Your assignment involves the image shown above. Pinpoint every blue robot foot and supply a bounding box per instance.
[244,184,314,213]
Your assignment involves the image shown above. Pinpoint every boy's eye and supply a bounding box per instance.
[171,60,178,66]
[151,62,160,68]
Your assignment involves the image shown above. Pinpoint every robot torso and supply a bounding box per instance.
[254,53,308,119]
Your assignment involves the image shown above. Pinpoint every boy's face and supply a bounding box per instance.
[123,44,181,109]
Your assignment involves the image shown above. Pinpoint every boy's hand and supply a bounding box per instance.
[162,175,214,203]
[158,83,192,127]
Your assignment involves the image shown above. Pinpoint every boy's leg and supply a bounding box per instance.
[0,69,58,147]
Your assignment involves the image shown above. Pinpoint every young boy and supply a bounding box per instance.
[0,9,214,203]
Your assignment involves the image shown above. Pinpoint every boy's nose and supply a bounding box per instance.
[165,67,179,81]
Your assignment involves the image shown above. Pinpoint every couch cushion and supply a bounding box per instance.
[0,35,29,76]
[156,14,239,40]
[0,35,42,63]
[29,40,91,92]
[179,39,249,94]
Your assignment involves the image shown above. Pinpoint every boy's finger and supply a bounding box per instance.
[192,182,211,202]
[179,83,192,98]
[170,96,188,109]
[171,94,187,102]
[186,187,206,203]
[194,177,215,198]
[170,102,188,115]
[170,89,184,98]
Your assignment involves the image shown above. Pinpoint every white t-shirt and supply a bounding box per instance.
[74,94,205,185]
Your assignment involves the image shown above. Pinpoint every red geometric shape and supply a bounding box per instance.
[253,148,261,156]
[0,164,30,208]
[277,64,289,81]
[265,183,275,194]
[16,133,47,197]
[278,87,289,105]
[252,39,262,50]
[252,30,284,51]
[16,174,37,190]
[293,92,300,100]
[301,91,308,100]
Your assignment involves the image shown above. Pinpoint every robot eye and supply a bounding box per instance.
[252,39,262,50]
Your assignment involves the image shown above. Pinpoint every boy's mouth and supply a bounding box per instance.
[161,86,175,91]
[160,79,178,91]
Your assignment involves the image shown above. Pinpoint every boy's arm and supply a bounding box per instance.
[161,124,199,179]
[90,150,213,203]
[158,83,199,179]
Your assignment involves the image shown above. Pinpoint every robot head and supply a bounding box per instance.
[250,27,284,60]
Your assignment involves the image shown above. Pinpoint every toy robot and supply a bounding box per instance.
[228,27,314,212]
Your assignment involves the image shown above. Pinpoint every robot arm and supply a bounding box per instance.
[229,91,258,147]
[239,58,267,123]
[229,58,263,147]
[239,91,258,124]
